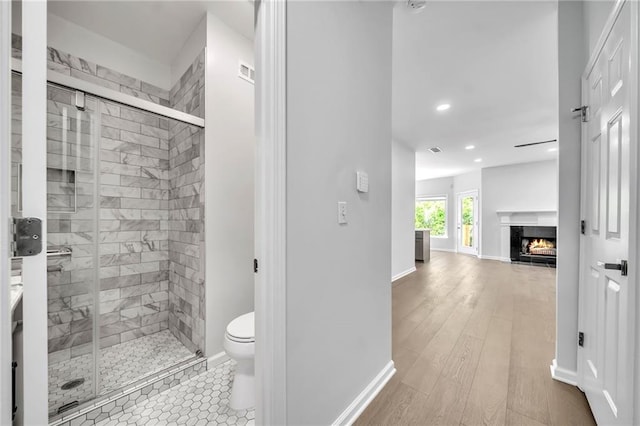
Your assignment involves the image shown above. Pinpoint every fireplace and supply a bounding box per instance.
[510,226,557,266]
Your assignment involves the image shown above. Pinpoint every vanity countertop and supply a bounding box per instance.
[11,276,23,315]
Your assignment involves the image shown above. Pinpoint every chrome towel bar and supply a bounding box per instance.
[46,247,72,257]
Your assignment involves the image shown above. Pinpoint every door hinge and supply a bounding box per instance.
[254,258,258,273]
[581,220,586,235]
[578,331,584,347]
[571,105,589,122]
[11,217,43,257]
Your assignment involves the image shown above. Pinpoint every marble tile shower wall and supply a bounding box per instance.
[170,50,205,119]
[12,34,171,107]
[168,50,206,352]
[98,101,171,349]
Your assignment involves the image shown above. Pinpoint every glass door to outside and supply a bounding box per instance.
[457,191,478,255]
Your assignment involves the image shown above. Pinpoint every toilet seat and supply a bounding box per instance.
[226,312,255,343]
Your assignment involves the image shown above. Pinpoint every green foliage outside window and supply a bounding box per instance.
[462,197,474,225]
[415,199,446,236]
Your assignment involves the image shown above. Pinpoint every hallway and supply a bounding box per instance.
[356,252,595,425]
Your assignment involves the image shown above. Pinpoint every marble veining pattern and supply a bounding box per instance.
[168,49,206,353]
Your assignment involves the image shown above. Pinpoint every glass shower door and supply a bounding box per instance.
[42,83,100,416]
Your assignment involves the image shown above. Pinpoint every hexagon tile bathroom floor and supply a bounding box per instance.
[95,360,254,426]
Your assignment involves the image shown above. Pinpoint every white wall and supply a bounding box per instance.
[454,170,481,194]
[285,2,393,423]
[416,176,455,251]
[46,14,172,90]
[392,140,416,280]
[481,160,558,258]
[170,15,206,89]
[204,12,255,357]
[584,0,616,55]
[554,0,585,383]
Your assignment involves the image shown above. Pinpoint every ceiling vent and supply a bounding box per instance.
[428,147,443,154]
[239,62,255,84]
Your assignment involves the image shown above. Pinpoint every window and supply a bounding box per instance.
[415,196,447,237]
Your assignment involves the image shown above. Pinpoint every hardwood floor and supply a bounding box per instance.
[356,252,595,426]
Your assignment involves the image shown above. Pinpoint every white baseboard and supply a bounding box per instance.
[431,247,456,253]
[392,267,416,282]
[478,255,511,262]
[550,358,578,386]
[332,360,396,426]
[208,351,230,368]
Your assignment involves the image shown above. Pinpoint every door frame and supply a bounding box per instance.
[255,1,288,424]
[576,1,639,424]
[1,0,12,424]
[19,2,50,424]
[456,190,479,255]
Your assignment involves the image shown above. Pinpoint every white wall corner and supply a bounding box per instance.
[47,14,172,90]
[254,0,287,424]
[207,351,230,369]
[550,358,578,386]
[332,361,396,426]
[392,267,416,282]
[170,14,206,88]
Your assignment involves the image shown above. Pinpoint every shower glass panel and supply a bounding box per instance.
[12,72,204,419]
[45,84,100,415]
[94,99,201,394]
[12,74,101,416]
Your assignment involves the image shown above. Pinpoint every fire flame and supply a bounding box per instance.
[529,239,555,250]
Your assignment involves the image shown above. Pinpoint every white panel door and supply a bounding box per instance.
[578,2,637,425]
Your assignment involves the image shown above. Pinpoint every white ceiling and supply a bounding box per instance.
[46,0,556,182]
[393,1,559,181]
[47,0,254,65]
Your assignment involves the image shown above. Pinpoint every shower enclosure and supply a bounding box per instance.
[11,61,206,417]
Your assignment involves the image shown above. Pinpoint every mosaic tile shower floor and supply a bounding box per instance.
[49,330,193,415]
[96,360,254,426]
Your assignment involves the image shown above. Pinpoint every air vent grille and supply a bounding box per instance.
[428,147,443,153]
[239,62,255,84]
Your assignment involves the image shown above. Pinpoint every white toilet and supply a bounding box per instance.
[223,311,255,410]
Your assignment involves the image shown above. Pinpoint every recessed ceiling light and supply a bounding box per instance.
[436,104,451,112]
[465,145,475,150]
[548,147,558,152]
[474,158,482,163]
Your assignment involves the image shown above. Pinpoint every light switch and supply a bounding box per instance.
[356,171,369,193]
[337,201,348,224]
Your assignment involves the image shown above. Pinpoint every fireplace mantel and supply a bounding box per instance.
[496,210,558,227]
[496,210,558,261]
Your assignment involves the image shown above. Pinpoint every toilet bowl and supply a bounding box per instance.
[223,311,255,410]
